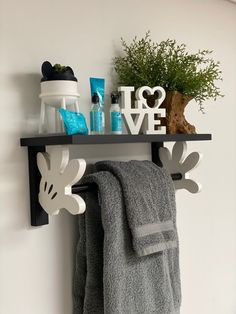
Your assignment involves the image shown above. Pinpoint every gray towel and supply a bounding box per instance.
[73,161,181,314]
[96,160,178,257]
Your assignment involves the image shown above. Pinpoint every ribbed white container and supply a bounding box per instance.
[38,80,80,133]
[39,80,80,107]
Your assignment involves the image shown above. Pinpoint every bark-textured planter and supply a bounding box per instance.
[162,91,196,134]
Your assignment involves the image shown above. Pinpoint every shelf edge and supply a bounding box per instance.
[20,134,212,147]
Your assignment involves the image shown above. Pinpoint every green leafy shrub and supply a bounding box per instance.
[114,32,223,109]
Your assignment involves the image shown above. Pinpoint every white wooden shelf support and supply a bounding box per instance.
[37,146,86,216]
[159,141,202,193]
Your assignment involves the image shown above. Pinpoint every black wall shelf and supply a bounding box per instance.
[20,133,212,147]
[20,133,212,227]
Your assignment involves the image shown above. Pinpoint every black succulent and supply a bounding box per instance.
[41,61,77,82]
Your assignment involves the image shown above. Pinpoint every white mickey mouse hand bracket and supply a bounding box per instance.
[37,146,86,215]
[119,86,166,135]
[159,141,202,193]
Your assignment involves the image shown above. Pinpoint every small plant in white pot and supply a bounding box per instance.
[39,61,80,133]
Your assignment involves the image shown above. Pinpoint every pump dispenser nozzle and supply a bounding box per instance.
[111,93,119,104]
[92,92,99,104]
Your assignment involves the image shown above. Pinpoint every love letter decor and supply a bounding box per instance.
[118,86,166,134]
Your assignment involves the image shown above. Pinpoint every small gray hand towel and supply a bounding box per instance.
[73,161,181,314]
[96,160,178,257]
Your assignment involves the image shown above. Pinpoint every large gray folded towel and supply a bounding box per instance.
[73,161,181,314]
[96,160,178,257]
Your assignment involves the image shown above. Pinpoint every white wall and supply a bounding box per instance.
[0,0,236,313]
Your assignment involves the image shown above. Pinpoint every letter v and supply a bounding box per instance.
[122,112,146,134]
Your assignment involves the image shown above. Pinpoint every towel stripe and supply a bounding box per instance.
[138,240,178,256]
[133,220,174,238]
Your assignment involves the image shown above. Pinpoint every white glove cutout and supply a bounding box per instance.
[159,141,202,193]
[37,146,86,215]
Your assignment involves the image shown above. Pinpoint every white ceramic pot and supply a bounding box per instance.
[39,80,80,107]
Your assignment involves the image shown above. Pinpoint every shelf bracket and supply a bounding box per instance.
[37,146,86,216]
[26,146,86,226]
[26,140,203,227]
[151,142,164,166]
[159,141,202,193]
[27,146,48,226]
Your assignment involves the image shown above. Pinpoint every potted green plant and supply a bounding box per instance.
[114,32,223,134]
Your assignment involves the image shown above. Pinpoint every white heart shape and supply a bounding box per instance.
[135,86,166,108]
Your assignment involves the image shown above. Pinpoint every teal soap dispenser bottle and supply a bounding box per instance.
[90,92,104,135]
[110,93,122,134]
